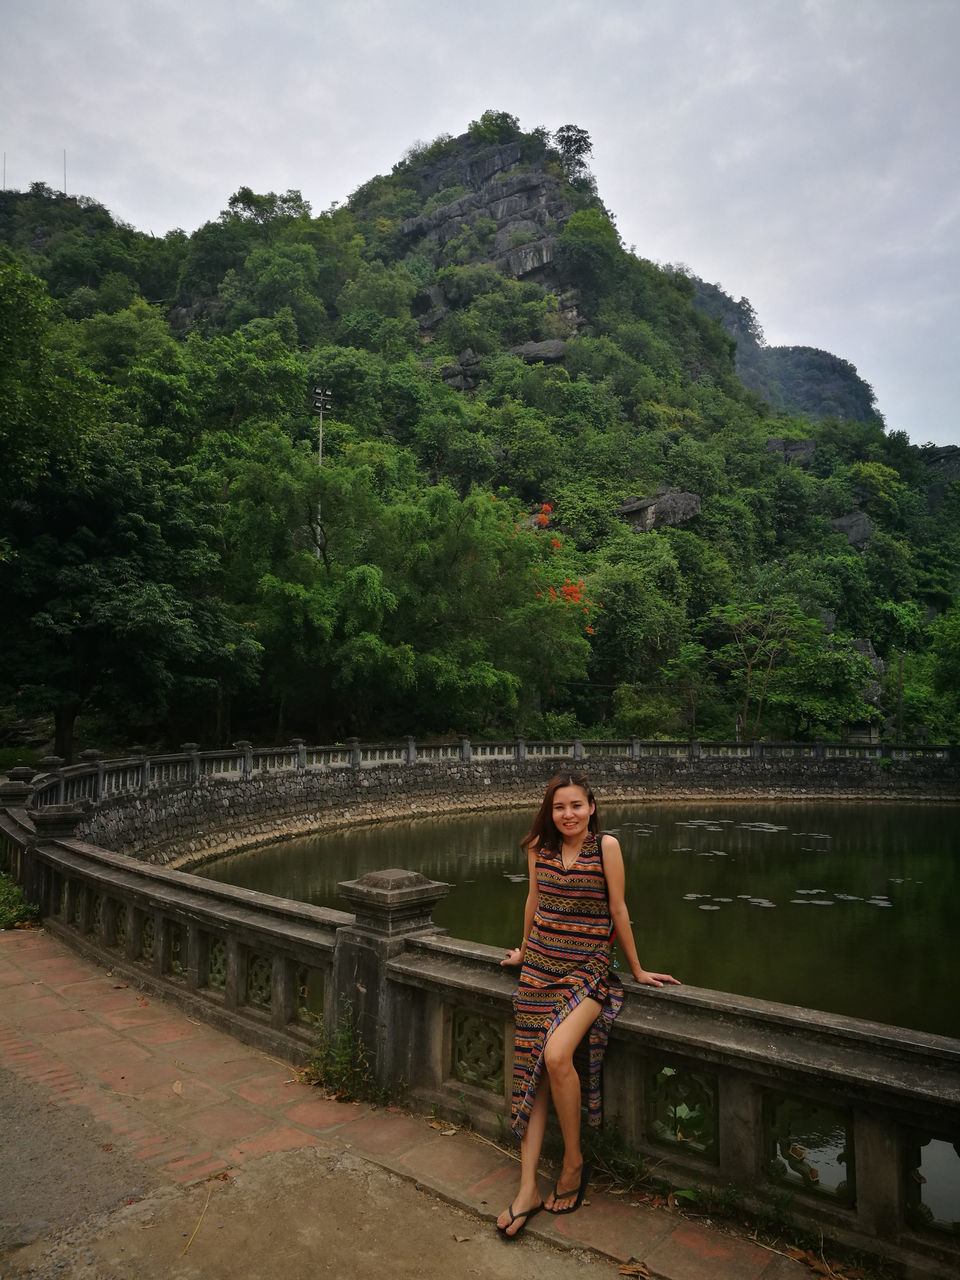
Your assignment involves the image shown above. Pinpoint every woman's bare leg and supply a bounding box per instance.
[497,1073,550,1235]
[542,996,602,1212]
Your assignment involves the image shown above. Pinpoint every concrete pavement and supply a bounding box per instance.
[0,927,806,1279]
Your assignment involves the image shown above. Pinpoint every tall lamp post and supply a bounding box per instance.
[311,386,332,559]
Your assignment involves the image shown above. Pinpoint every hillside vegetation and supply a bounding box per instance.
[2,110,959,760]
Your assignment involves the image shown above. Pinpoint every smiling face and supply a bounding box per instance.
[552,783,595,845]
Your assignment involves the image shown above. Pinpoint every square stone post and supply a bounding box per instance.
[234,741,254,779]
[717,1072,762,1185]
[78,749,103,800]
[26,806,86,911]
[37,760,65,804]
[180,743,200,784]
[334,869,451,1088]
[0,772,37,808]
[852,1111,903,1241]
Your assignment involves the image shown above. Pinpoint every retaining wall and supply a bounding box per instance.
[59,751,960,867]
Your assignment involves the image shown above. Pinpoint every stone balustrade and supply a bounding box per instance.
[1,763,959,1279]
[9,738,959,870]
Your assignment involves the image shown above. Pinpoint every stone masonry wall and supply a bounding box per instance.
[78,755,960,869]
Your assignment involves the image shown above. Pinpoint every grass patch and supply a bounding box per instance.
[0,871,40,929]
[298,997,395,1105]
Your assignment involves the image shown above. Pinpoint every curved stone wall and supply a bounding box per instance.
[73,752,960,868]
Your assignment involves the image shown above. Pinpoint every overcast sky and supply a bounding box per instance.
[5,0,959,446]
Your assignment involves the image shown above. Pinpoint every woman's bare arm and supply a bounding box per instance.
[501,843,540,967]
[602,836,680,987]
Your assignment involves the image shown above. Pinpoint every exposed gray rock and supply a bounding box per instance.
[400,171,566,248]
[400,156,571,294]
[765,437,817,468]
[922,445,960,513]
[508,339,567,363]
[831,511,873,548]
[617,490,702,532]
[497,236,558,278]
[851,637,885,705]
[440,347,482,390]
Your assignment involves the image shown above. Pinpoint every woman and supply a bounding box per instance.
[496,772,679,1239]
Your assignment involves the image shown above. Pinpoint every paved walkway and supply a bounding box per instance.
[0,928,803,1279]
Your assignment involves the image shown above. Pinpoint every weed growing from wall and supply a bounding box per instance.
[299,997,394,1105]
[0,873,39,930]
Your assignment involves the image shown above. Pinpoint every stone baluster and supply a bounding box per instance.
[129,745,150,793]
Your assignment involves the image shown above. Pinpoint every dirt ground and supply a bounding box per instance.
[0,1063,612,1280]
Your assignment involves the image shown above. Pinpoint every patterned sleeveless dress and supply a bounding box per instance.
[510,831,624,1138]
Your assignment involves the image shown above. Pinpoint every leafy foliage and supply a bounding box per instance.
[0,872,39,929]
[1,116,957,758]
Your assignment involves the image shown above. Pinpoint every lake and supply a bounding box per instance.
[199,800,960,1040]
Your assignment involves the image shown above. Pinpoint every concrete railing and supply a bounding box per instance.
[22,736,958,810]
[10,740,959,872]
[0,783,958,1280]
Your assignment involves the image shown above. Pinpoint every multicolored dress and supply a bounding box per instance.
[510,831,624,1138]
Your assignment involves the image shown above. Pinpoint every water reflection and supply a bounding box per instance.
[199,800,960,1039]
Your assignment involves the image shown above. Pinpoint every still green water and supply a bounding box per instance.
[199,800,960,1040]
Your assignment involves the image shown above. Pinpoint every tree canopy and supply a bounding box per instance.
[1,118,957,760]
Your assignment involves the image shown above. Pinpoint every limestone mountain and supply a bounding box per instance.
[688,276,881,423]
[2,111,959,757]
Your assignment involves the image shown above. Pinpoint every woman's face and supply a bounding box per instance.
[552,784,595,843]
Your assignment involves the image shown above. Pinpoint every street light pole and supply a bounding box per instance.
[311,386,332,560]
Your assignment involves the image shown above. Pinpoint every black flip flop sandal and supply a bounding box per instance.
[496,1200,543,1238]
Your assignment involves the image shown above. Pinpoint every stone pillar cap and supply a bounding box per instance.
[337,868,451,935]
[0,778,35,806]
[29,804,88,840]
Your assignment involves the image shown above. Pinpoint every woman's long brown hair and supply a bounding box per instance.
[521,771,599,853]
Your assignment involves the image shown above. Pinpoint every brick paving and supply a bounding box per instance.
[0,928,803,1279]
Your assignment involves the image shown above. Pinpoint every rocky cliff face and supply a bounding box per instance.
[399,141,574,293]
[616,491,702,532]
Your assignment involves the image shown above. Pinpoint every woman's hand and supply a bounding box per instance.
[633,969,681,987]
[500,947,524,967]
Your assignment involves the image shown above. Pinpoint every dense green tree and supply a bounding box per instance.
[703,599,826,738]
[552,125,593,179]
[0,253,96,500]
[0,120,954,753]
[1,418,259,758]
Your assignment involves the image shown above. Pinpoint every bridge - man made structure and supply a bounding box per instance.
[2,738,958,1279]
